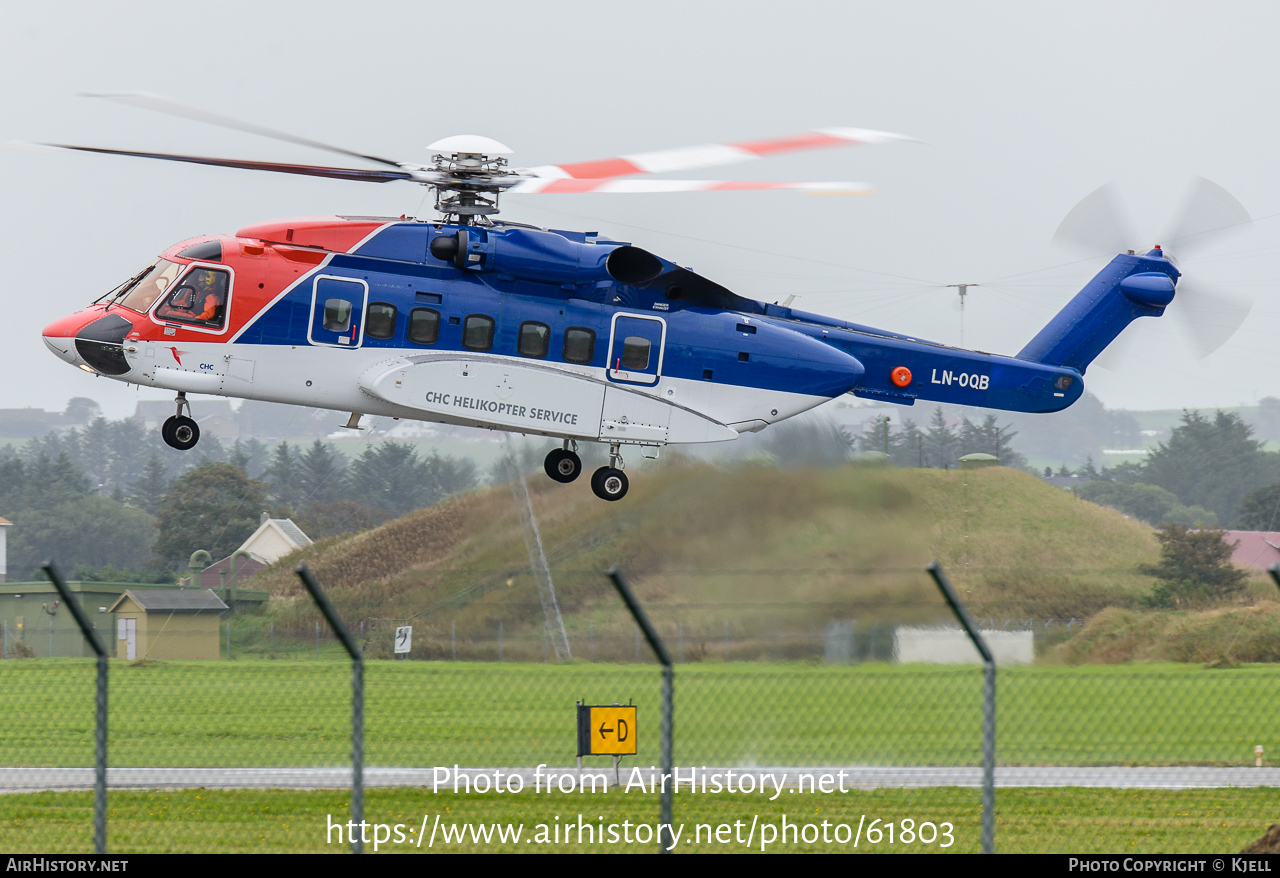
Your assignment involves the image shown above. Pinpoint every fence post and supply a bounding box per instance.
[607,566,674,854]
[928,562,995,855]
[297,564,364,854]
[42,562,108,855]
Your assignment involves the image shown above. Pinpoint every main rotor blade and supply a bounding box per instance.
[523,128,914,180]
[1161,176,1252,259]
[43,143,417,183]
[1168,278,1252,359]
[1052,183,1141,255]
[83,91,409,170]
[509,178,874,194]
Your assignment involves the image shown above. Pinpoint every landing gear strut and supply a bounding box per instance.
[544,439,582,483]
[590,442,629,501]
[161,392,200,451]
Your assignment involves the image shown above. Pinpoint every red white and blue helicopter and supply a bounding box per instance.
[37,94,1243,500]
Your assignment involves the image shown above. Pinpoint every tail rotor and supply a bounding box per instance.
[1052,178,1254,366]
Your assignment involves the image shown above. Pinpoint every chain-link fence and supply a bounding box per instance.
[2,562,1278,854]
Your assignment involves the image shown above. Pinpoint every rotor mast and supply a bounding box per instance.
[426,135,517,226]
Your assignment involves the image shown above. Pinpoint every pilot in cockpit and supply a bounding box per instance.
[156,268,226,327]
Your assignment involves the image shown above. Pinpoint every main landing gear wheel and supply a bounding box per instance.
[590,466,629,501]
[162,415,200,451]
[544,448,582,483]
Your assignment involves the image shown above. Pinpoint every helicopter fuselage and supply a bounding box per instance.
[43,215,1100,456]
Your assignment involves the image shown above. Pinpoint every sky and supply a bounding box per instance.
[3,0,1279,419]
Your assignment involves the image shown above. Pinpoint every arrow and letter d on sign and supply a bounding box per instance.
[579,705,637,756]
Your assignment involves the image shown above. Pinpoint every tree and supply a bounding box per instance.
[128,453,171,515]
[1076,481,1217,527]
[1080,454,1100,479]
[296,440,348,505]
[422,450,477,497]
[63,397,102,425]
[762,418,851,468]
[153,462,269,569]
[348,442,433,516]
[1140,524,1248,608]
[1250,396,1280,443]
[7,496,156,580]
[856,416,897,457]
[924,407,959,470]
[228,438,271,480]
[1000,391,1140,467]
[958,413,1030,471]
[1236,483,1280,531]
[893,419,927,468]
[266,442,302,508]
[1141,411,1280,527]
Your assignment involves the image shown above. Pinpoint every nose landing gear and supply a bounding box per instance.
[590,442,629,501]
[544,440,583,483]
[161,392,200,451]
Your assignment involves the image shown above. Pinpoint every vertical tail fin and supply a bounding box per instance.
[1017,249,1178,372]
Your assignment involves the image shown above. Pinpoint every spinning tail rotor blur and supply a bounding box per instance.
[1052,178,1254,367]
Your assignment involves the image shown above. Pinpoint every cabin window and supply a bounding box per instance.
[365,303,397,340]
[517,322,550,359]
[621,336,651,370]
[153,267,231,330]
[321,298,352,332]
[120,260,183,313]
[562,327,596,365]
[462,314,495,351]
[408,308,440,345]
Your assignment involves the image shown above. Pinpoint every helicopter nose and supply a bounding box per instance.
[42,312,94,365]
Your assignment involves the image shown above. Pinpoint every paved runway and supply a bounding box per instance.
[4,765,1280,793]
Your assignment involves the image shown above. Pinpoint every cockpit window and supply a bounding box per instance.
[119,260,184,313]
[154,266,231,329]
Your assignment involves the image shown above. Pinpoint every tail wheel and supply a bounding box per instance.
[544,448,582,483]
[163,415,200,451]
[590,466,629,501]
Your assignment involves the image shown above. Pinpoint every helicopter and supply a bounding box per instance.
[35,94,1221,501]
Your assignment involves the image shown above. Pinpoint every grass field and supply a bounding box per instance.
[1,787,1273,854]
[2,660,1278,769]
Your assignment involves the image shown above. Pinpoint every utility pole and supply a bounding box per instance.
[947,283,979,347]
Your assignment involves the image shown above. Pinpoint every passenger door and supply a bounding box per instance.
[309,276,369,348]
[606,314,666,386]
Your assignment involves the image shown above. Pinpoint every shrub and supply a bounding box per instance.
[1139,524,1247,608]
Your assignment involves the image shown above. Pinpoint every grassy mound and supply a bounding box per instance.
[246,462,1176,658]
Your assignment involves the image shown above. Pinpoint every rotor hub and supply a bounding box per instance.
[428,150,514,225]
